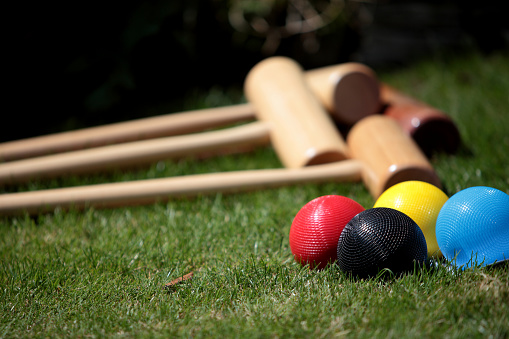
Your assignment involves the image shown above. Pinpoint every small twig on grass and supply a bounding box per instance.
[164,271,194,290]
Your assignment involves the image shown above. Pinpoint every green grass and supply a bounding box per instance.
[1,50,509,338]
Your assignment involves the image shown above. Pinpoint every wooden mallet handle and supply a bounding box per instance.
[0,115,441,216]
[0,104,255,162]
[0,122,271,185]
[0,63,379,162]
[0,161,363,216]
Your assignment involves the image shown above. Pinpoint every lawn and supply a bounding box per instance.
[1,50,508,338]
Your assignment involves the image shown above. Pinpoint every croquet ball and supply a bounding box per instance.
[374,180,448,257]
[436,186,509,269]
[289,195,365,269]
[336,207,428,279]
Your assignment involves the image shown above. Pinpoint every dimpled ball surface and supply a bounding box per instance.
[289,195,365,269]
[436,186,509,268]
[374,180,448,257]
[336,207,428,279]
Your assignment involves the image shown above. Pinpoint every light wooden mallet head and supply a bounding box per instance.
[347,114,442,198]
[305,63,381,125]
[244,56,349,168]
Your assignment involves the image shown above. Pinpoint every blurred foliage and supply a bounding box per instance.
[227,0,346,55]
[4,0,507,142]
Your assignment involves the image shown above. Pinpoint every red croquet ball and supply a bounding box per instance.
[289,195,365,269]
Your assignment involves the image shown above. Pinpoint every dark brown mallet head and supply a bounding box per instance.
[304,66,460,157]
[381,84,461,156]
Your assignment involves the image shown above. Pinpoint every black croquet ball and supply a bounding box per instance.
[336,207,428,279]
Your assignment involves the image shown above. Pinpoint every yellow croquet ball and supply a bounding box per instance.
[374,181,449,257]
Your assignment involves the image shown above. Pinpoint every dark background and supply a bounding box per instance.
[4,0,507,142]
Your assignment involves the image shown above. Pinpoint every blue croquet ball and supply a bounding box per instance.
[436,186,509,268]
